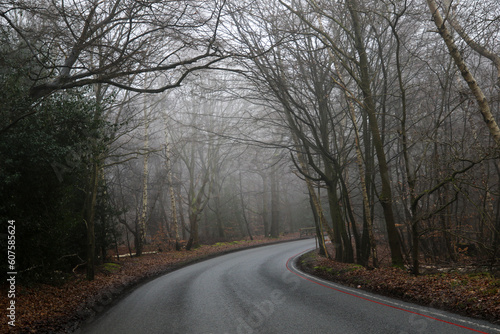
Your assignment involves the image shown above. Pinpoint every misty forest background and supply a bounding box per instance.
[1,0,499,283]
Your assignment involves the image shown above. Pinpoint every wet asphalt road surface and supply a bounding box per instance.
[79,239,500,334]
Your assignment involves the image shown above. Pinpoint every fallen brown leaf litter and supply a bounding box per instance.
[298,250,500,325]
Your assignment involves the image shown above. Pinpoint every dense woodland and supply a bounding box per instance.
[1,0,499,283]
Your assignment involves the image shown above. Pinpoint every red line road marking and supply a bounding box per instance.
[286,249,490,334]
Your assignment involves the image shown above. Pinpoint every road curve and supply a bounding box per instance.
[78,239,500,334]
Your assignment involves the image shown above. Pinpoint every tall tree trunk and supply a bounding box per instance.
[185,144,210,250]
[325,177,352,262]
[426,0,500,147]
[214,184,225,239]
[262,173,270,237]
[308,194,325,256]
[270,166,280,238]
[84,81,104,281]
[239,171,254,241]
[164,123,180,250]
[190,214,201,249]
[493,162,500,266]
[339,174,361,264]
[442,0,500,86]
[348,0,404,267]
[84,161,99,281]
[176,168,187,241]
[291,132,330,258]
[186,216,199,251]
[316,8,377,265]
[333,36,375,265]
[137,97,149,256]
[391,18,418,273]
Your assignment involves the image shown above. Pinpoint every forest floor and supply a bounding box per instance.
[2,236,499,333]
[298,249,500,325]
[0,235,300,334]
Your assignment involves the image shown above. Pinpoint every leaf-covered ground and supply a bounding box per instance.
[0,236,299,334]
[298,250,500,325]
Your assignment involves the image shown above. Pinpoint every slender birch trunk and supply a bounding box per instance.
[137,95,149,256]
[270,165,280,238]
[426,0,500,147]
[164,120,180,250]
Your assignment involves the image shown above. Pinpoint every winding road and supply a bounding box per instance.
[79,239,500,334]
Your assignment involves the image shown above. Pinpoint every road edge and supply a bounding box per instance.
[291,249,500,332]
[70,237,312,333]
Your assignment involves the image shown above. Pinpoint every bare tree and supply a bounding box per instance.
[0,0,228,101]
[426,0,500,147]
